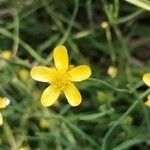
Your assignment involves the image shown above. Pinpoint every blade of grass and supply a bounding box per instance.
[56,0,79,45]
[125,0,150,11]
[89,78,131,93]
[0,27,47,63]
[112,135,149,150]
[101,88,150,150]
[65,121,100,148]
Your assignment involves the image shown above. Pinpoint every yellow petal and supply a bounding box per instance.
[143,73,150,87]
[145,95,150,107]
[0,97,10,109]
[0,112,3,126]
[64,83,82,106]
[53,45,68,70]
[0,98,7,108]
[68,65,91,82]
[30,66,55,83]
[41,85,60,107]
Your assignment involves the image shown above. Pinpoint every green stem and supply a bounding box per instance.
[114,9,144,24]
[57,0,79,45]
[105,26,116,63]
[101,88,150,150]
[12,11,19,56]
[89,78,131,93]
[0,27,46,64]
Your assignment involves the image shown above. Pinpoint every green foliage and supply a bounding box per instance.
[0,0,150,150]
[125,0,150,11]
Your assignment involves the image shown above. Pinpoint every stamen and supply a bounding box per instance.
[52,70,70,90]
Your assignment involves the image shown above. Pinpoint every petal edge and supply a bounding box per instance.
[143,73,150,87]
[41,85,60,107]
[68,65,91,82]
[64,83,82,106]
[30,66,55,83]
[53,45,68,70]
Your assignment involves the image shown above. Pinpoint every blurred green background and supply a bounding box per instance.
[0,0,150,150]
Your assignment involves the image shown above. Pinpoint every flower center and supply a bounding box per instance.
[52,70,70,90]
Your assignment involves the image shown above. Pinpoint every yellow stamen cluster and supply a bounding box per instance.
[52,70,71,90]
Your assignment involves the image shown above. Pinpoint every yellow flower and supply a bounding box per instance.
[39,119,49,129]
[143,73,150,107]
[145,94,150,107]
[107,66,118,78]
[0,97,10,126]
[100,21,109,29]
[1,50,12,60]
[143,73,150,87]
[0,97,10,109]
[30,45,91,107]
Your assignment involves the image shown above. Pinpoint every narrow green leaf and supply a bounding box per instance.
[125,0,150,11]
[113,136,149,150]
[80,111,112,121]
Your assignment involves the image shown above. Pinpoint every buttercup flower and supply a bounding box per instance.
[1,50,12,60]
[101,21,109,29]
[0,97,10,126]
[143,73,150,87]
[0,97,10,109]
[30,45,91,107]
[107,66,118,78]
